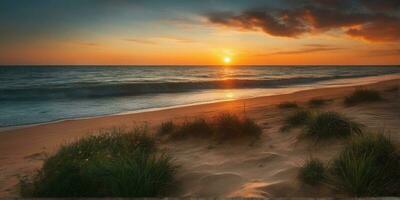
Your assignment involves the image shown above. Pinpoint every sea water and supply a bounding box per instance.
[1,65,399,127]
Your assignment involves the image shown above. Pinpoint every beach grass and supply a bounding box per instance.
[158,121,176,136]
[344,89,382,106]
[158,113,261,142]
[280,110,313,132]
[329,134,400,196]
[172,118,214,139]
[278,102,299,109]
[308,98,330,107]
[298,158,325,186]
[215,113,262,140]
[385,85,399,92]
[303,111,362,140]
[20,127,177,197]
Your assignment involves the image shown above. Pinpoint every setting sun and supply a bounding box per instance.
[223,56,232,64]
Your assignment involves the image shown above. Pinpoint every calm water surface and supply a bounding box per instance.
[1,66,399,127]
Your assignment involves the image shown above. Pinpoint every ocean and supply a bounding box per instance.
[1,65,399,127]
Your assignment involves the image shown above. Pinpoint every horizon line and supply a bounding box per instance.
[1,64,400,67]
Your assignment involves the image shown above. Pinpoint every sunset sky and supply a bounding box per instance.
[0,0,399,65]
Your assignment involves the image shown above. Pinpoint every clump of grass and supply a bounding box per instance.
[385,85,399,92]
[159,113,261,142]
[157,121,175,135]
[298,158,325,186]
[303,112,362,140]
[329,134,400,196]
[285,110,313,127]
[308,98,329,107]
[214,113,262,141]
[278,102,299,109]
[172,118,214,139]
[280,110,313,132]
[241,118,263,139]
[344,89,382,106]
[20,128,177,197]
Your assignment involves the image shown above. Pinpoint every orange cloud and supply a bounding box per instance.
[124,38,157,45]
[266,47,344,56]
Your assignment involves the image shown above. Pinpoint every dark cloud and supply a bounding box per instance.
[301,6,371,29]
[346,15,400,42]
[206,0,400,42]
[310,0,355,9]
[208,9,310,37]
[360,0,400,12]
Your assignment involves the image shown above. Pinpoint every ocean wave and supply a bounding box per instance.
[0,74,370,101]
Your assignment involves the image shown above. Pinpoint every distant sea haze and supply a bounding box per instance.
[1,65,399,127]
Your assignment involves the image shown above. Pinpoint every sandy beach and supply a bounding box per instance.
[0,77,399,197]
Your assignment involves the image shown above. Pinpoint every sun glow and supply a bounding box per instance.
[223,56,232,64]
[225,92,234,98]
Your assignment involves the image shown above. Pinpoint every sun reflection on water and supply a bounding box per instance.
[225,92,235,99]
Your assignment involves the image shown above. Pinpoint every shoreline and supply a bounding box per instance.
[0,77,399,197]
[1,74,399,132]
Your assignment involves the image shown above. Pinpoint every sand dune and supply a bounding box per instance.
[0,78,399,197]
[164,79,399,198]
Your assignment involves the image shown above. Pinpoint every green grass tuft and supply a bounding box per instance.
[214,113,262,140]
[159,113,261,142]
[20,128,177,197]
[157,121,176,136]
[281,110,313,132]
[172,118,214,139]
[298,158,325,186]
[385,85,399,92]
[344,89,382,106]
[329,134,400,196]
[278,102,299,109]
[308,98,329,107]
[303,112,362,140]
